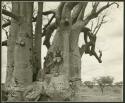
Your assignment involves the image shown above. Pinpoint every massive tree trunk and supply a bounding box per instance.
[45,2,78,79]
[7,2,34,101]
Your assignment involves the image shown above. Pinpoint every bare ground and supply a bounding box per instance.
[72,85,123,102]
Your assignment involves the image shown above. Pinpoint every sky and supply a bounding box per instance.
[1,2,124,83]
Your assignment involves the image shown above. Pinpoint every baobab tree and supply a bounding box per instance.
[1,1,119,101]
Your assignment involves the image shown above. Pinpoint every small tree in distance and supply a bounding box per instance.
[93,76,114,94]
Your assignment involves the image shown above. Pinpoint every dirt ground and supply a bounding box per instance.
[1,84,123,102]
[72,85,123,102]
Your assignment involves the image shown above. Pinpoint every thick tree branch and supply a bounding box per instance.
[42,10,56,15]
[2,9,19,20]
[77,2,88,21]
[71,3,84,24]
[2,40,7,46]
[33,10,56,21]
[60,2,78,25]
[56,2,65,25]
[2,10,56,28]
[2,20,11,28]
[43,22,57,49]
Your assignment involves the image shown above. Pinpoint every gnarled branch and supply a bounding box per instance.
[80,27,102,63]
[92,51,102,63]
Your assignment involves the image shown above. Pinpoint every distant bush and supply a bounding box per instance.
[84,81,94,88]
[114,81,123,88]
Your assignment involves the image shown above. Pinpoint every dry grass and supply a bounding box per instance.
[72,85,123,102]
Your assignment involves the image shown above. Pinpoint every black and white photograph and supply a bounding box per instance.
[1,1,124,102]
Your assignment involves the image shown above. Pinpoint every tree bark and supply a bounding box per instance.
[8,2,34,101]
[69,24,82,80]
[5,2,19,101]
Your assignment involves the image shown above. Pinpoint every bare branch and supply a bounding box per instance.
[92,17,100,34]
[42,9,56,15]
[83,2,119,26]
[2,9,19,20]
[93,14,107,35]
[43,14,55,32]
[96,2,119,16]
[71,3,84,24]
[2,9,56,28]
[2,17,38,28]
